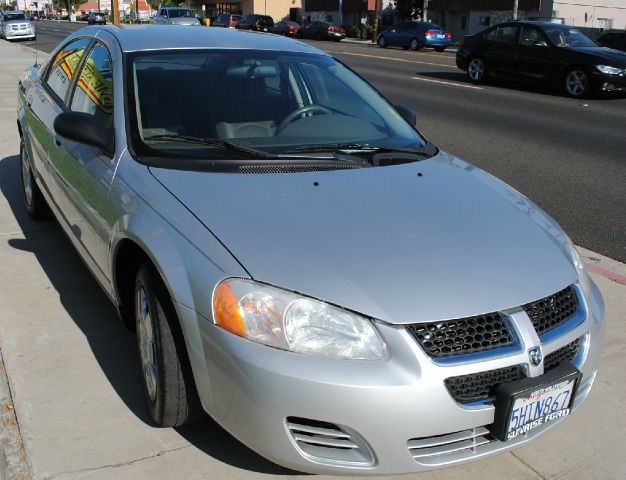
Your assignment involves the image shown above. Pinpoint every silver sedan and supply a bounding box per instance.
[17,25,604,475]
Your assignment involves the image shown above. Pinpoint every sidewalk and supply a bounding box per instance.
[0,39,625,480]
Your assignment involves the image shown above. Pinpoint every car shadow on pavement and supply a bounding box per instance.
[415,70,626,100]
[0,154,296,475]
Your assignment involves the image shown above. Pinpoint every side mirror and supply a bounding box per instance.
[394,103,417,126]
[533,41,548,47]
[54,112,114,157]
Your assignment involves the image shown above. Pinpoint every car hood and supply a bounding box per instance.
[150,152,578,324]
[3,19,32,25]
[568,46,626,65]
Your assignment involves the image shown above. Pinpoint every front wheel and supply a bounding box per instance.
[135,262,204,427]
[563,68,590,98]
[377,35,387,48]
[467,56,488,83]
[20,137,49,219]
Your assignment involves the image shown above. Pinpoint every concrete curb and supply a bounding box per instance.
[0,349,31,480]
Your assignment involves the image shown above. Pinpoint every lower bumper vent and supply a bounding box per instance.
[408,427,495,465]
[286,417,374,466]
[544,337,581,372]
[445,365,525,403]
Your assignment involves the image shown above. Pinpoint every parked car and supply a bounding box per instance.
[456,21,626,97]
[596,31,626,52]
[18,24,604,476]
[86,11,106,25]
[298,21,346,41]
[153,7,200,26]
[377,21,452,51]
[212,13,242,28]
[235,13,273,31]
[270,20,301,37]
[0,11,35,41]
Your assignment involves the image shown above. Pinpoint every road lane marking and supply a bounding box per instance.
[411,76,483,89]
[326,50,456,69]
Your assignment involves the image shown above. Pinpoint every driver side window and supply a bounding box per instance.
[519,26,544,46]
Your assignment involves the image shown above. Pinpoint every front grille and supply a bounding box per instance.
[408,427,495,465]
[286,417,373,465]
[523,286,578,336]
[406,312,513,359]
[445,365,525,403]
[544,338,581,372]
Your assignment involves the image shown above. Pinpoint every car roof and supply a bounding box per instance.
[82,24,328,54]
[498,21,578,29]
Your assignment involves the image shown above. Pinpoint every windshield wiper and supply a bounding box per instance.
[143,134,277,159]
[285,143,431,156]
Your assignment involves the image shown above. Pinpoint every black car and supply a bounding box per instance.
[377,21,452,51]
[456,21,626,97]
[596,32,626,52]
[235,14,273,31]
[87,12,106,25]
[298,21,346,41]
[269,20,301,37]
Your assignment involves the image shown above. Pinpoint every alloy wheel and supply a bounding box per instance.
[20,142,33,209]
[565,69,588,97]
[378,36,386,48]
[410,39,418,50]
[468,58,485,81]
[137,286,158,402]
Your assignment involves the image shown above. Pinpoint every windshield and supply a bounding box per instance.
[128,49,426,160]
[168,9,194,18]
[544,27,596,47]
[4,13,27,21]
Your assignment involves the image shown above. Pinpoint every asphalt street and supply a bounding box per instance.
[15,21,626,262]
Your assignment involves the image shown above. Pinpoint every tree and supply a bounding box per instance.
[394,0,418,20]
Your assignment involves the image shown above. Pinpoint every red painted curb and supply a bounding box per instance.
[585,262,626,286]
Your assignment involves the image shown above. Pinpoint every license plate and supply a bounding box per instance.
[437,34,445,39]
[492,363,582,442]
[263,28,268,32]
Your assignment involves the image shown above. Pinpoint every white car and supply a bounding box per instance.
[1,11,35,41]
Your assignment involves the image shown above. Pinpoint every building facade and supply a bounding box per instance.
[427,0,626,41]
[200,0,302,22]
[302,0,376,26]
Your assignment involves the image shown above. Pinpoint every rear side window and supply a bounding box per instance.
[494,25,520,43]
[45,38,92,105]
[70,41,113,128]
[483,27,497,40]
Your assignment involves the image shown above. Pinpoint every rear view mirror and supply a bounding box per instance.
[54,112,114,157]
[394,103,417,126]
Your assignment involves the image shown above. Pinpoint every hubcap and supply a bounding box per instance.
[468,58,485,80]
[410,39,418,50]
[21,144,33,208]
[566,70,587,96]
[137,287,157,402]
[378,37,385,47]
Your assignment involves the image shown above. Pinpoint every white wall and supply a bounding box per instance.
[550,1,626,30]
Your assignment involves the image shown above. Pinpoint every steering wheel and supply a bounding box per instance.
[277,105,332,134]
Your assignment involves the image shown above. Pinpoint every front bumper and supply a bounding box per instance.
[179,278,605,475]
[4,30,35,39]
[594,71,626,92]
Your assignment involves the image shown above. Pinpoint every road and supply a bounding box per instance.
[16,21,626,262]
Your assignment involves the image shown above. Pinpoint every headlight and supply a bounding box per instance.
[596,65,623,75]
[565,239,591,296]
[212,278,387,360]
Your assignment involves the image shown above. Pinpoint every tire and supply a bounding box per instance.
[377,35,387,48]
[563,67,591,98]
[466,56,488,83]
[409,38,421,51]
[20,137,49,220]
[434,46,446,52]
[135,262,204,427]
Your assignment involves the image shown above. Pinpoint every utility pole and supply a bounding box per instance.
[513,0,518,20]
[111,0,119,25]
[371,0,381,44]
[423,0,428,21]
[338,0,342,27]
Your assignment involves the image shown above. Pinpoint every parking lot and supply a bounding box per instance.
[1,22,626,480]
